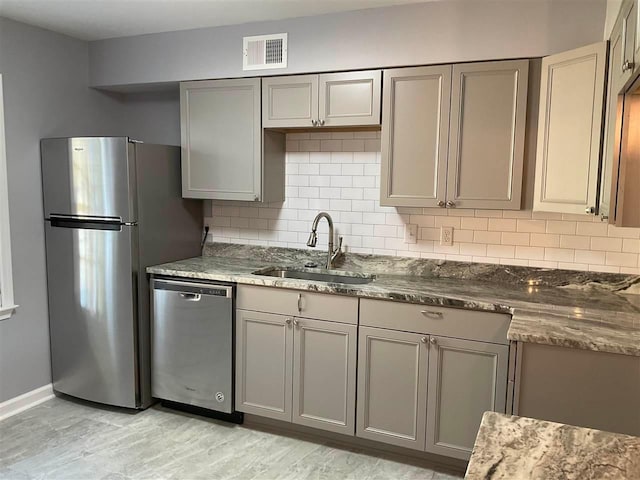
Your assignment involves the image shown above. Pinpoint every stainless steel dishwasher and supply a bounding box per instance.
[152,278,239,420]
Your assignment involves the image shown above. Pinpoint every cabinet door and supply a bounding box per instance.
[292,318,357,435]
[621,0,637,85]
[446,61,528,210]
[533,42,607,214]
[262,75,318,128]
[425,336,508,460]
[600,19,626,222]
[356,326,428,450]
[235,309,293,421]
[318,70,381,127]
[180,78,261,201]
[380,66,452,207]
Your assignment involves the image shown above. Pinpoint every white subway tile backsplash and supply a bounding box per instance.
[207,134,640,273]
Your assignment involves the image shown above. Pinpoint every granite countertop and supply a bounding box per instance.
[147,243,640,356]
[465,412,640,479]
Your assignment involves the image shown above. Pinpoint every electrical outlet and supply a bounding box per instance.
[404,224,418,244]
[440,226,453,246]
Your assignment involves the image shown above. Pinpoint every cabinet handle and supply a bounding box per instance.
[319,119,325,126]
[420,336,428,344]
[297,293,302,313]
[285,317,292,325]
[437,200,445,207]
[293,319,300,327]
[446,201,456,208]
[600,214,609,221]
[429,337,437,346]
[623,60,634,72]
[421,310,443,319]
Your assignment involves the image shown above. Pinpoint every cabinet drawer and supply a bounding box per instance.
[360,299,510,344]
[237,285,358,324]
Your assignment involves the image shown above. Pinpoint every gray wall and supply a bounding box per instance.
[89,0,607,88]
[0,17,180,402]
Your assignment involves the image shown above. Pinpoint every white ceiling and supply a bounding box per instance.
[0,0,434,41]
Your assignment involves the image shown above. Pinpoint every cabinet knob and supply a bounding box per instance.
[421,337,428,344]
[293,319,300,327]
[446,201,456,208]
[623,60,634,72]
[319,119,325,126]
[311,119,318,126]
[429,337,437,346]
[437,200,446,207]
[585,206,595,215]
[285,318,292,325]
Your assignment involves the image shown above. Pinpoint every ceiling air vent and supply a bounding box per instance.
[243,33,288,71]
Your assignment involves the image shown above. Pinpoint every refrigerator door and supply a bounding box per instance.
[41,137,136,222]
[44,219,139,408]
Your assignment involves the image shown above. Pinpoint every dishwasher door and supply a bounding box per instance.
[152,279,234,413]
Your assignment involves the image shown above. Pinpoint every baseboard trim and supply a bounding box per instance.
[0,384,54,421]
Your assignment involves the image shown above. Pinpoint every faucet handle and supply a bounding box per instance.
[332,236,343,262]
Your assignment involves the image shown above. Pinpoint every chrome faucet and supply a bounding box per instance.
[306,212,343,269]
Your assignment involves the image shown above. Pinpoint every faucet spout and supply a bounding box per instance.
[306,212,342,269]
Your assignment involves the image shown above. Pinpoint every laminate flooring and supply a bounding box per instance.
[0,397,463,480]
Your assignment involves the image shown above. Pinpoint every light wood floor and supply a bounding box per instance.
[0,397,463,480]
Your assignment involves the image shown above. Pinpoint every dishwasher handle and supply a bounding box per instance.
[153,278,234,298]
[179,293,202,302]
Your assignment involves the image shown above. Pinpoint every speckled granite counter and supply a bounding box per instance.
[147,243,640,356]
[465,412,640,479]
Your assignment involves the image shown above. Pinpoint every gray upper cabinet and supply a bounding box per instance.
[619,0,637,86]
[601,21,626,222]
[380,66,452,208]
[235,309,293,422]
[446,60,528,210]
[292,318,357,435]
[381,61,528,210]
[425,336,508,460]
[533,42,607,214]
[181,78,285,202]
[262,75,319,128]
[356,326,428,451]
[318,71,381,127]
[262,70,381,128]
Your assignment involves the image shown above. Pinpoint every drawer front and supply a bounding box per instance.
[360,299,510,344]
[237,285,358,324]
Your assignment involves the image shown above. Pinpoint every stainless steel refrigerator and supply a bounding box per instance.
[41,137,203,409]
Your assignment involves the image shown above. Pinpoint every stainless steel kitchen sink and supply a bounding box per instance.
[252,267,375,285]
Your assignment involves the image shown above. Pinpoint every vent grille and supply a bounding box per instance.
[243,33,287,70]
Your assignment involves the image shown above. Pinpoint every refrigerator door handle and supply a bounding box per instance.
[48,215,125,231]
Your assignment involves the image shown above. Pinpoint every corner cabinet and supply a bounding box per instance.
[180,78,285,202]
[381,60,528,209]
[262,70,381,128]
[533,42,607,215]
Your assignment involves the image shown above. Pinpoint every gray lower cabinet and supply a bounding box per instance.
[356,326,429,451]
[236,306,357,435]
[425,336,508,460]
[235,309,293,421]
[292,318,357,434]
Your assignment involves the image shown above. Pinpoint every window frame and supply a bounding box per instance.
[0,74,18,320]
